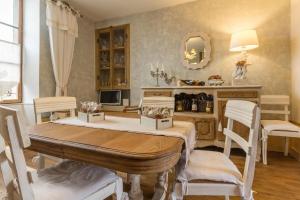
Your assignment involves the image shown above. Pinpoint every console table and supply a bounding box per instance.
[141,85,262,148]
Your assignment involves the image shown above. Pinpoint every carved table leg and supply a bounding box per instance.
[152,171,168,200]
[128,174,143,200]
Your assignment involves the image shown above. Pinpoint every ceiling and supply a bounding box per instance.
[68,0,197,22]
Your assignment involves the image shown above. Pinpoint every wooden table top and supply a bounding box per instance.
[28,116,184,174]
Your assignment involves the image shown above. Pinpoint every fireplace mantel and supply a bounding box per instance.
[141,85,262,90]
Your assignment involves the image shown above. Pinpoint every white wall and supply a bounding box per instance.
[291,0,300,155]
[22,0,40,104]
[291,0,300,123]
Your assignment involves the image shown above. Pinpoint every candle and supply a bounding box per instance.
[150,63,154,72]
[161,64,165,72]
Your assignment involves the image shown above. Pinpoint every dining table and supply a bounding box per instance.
[27,112,186,200]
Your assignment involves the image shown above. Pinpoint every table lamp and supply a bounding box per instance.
[230,29,259,85]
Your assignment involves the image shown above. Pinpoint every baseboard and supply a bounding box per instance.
[290,147,300,161]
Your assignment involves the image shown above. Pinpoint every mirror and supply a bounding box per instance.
[181,32,211,70]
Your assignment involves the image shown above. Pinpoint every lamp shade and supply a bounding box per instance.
[230,30,259,52]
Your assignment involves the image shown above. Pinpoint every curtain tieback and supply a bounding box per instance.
[56,85,68,96]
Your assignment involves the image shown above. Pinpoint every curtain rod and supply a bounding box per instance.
[49,0,83,18]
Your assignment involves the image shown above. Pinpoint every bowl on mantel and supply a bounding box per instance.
[179,80,206,86]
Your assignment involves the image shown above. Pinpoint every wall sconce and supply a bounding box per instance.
[230,29,259,85]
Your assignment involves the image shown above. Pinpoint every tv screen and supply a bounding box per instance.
[100,90,121,105]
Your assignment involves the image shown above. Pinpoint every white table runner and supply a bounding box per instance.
[53,115,196,164]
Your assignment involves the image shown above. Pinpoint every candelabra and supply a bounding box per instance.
[150,67,164,87]
[150,64,176,87]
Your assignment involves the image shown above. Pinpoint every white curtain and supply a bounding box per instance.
[46,0,78,96]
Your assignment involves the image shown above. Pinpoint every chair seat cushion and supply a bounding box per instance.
[32,160,118,200]
[177,150,242,184]
[261,120,300,132]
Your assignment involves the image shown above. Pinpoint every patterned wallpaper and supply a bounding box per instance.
[96,0,291,105]
[39,1,55,98]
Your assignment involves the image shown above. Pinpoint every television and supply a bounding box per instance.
[99,90,122,105]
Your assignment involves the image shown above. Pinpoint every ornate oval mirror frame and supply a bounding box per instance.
[181,32,211,70]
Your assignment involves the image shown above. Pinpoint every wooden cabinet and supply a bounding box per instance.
[195,118,215,140]
[217,91,258,98]
[95,24,130,90]
[174,116,215,140]
[144,90,173,97]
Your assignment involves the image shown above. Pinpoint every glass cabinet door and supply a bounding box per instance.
[96,25,130,90]
[112,28,127,88]
[98,31,111,88]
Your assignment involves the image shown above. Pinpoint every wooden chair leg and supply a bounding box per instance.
[32,153,45,170]
[170,183,183,200]
[243,187,254,200]
[114,177,122,200]
[262,131,268,165]
[242,195,254,200]
[256,127,262,162]
[113,192,128,200]
[38,153,45,169]
[284,137,289,156]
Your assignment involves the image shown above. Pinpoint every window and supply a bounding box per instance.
[0,0,22,103]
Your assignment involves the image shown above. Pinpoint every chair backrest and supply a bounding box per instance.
[139,96,175,109]
[33,96,77,124]
[223,100,260,196]
[260,95,290,121]
[0,105,34,200]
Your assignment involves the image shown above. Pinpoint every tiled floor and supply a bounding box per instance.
[1,151,300,200]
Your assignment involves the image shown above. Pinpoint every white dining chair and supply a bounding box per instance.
[261,95,300,165]
[0,105,128,200]
[34,96,77,123]
[139,96,175,109]
[171,100,260,200]
[123,96,175,117]
[33,96,77,169]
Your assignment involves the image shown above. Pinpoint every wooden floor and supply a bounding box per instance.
[1,150,299,200]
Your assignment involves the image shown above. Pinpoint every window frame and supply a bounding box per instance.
[0,0,23,104]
